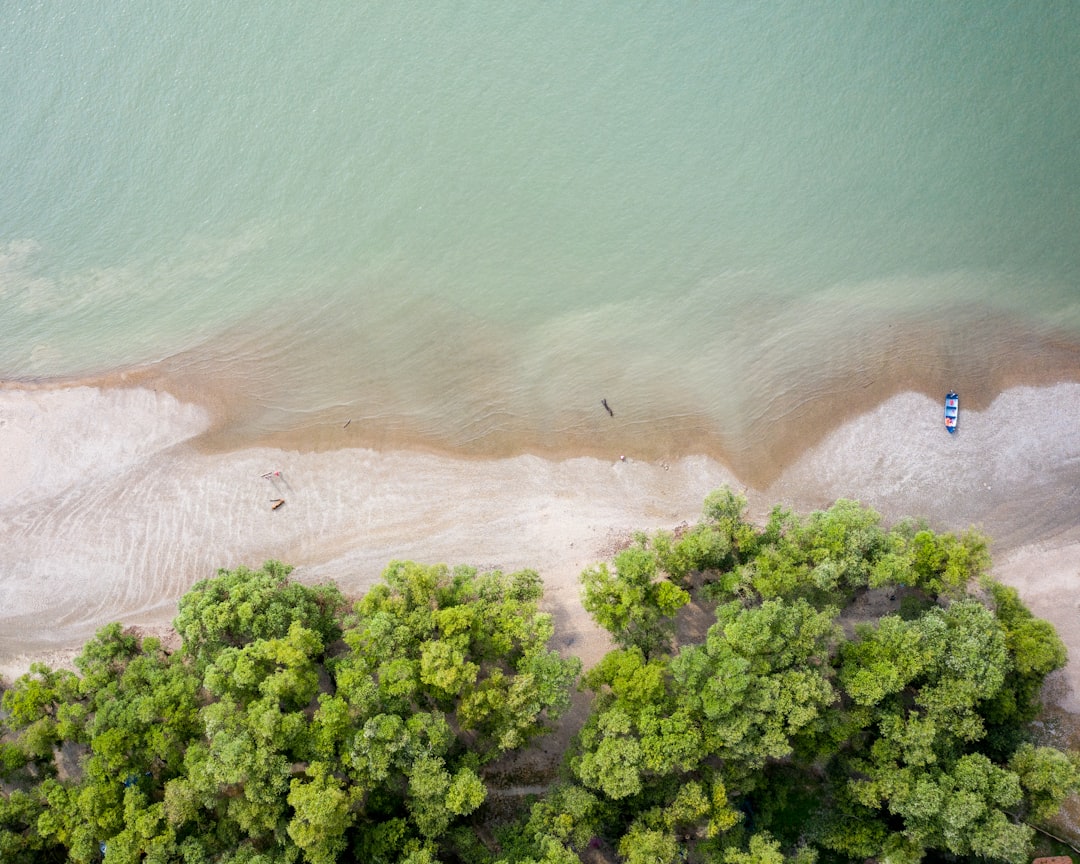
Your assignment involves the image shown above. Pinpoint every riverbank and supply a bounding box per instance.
[1,381,1079,718]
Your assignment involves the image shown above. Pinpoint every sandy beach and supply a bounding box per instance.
[1,380,1079,725]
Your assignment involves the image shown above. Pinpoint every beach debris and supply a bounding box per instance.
[619,455,626,462]
[601,398,614,417]
[343,419,351,429]
[261,470,282,480]
[271,498,286,510]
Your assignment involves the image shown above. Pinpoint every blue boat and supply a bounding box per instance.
[944,392,958,433]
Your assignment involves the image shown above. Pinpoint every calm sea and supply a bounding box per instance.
[3,3,1079,476]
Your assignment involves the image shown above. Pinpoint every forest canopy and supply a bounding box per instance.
[1,489,1077,864]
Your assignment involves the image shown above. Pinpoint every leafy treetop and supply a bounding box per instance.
[1,560,580,864]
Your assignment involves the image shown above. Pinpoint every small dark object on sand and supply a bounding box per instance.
[343,419,351,429]
[601,398,614,417]
[271,498,285,510]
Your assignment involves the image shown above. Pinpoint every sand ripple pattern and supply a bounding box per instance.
[0,385,737,664]
[1,384,1079,698]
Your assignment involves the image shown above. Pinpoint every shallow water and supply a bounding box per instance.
[2,3,1080,470]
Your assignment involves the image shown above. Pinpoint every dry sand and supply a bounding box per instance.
[1,381,1079,724]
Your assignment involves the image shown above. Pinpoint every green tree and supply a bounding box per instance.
[173,560,344,665]
[572,490,1078,864]
[581,545,689,657]
[617,823,678,864]
[651,487,756,583]
[1,560,581,862]
[344,562,580,763]
[517,783,610,852]
[287,762,355,864]
[0,790,64,864]
[1010,743,1080,822]
[3,491,1076,864]
[721,832,817,864]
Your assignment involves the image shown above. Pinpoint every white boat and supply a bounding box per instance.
[944,392,958,434]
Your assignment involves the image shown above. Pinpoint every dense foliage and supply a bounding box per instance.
[518,490,1078,864]
[0,561,579,863]
[2,489,1077,864]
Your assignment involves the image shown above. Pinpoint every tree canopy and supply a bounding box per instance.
[0,561,579,863]
[2,490,1077,864]
[515,491,1079,864]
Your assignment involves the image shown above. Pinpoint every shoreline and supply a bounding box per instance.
[1,377,1079,716]
[7,298,1078,492]
[155,309,1080,491]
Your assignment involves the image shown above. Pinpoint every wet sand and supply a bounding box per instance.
[79,298,1080,491]
[1,377,1079,721]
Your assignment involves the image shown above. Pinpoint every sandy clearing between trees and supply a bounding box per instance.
[1,383,1079,726]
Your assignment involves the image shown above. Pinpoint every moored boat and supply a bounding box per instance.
[944,392,958,433]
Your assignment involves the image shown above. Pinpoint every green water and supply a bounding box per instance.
[2,2,1079,458]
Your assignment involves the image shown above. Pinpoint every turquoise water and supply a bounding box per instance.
[3,3,1079,466]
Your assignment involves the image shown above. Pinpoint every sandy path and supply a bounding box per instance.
[1,383,1079,720]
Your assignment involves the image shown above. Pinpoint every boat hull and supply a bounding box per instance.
[944,392,958,433]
